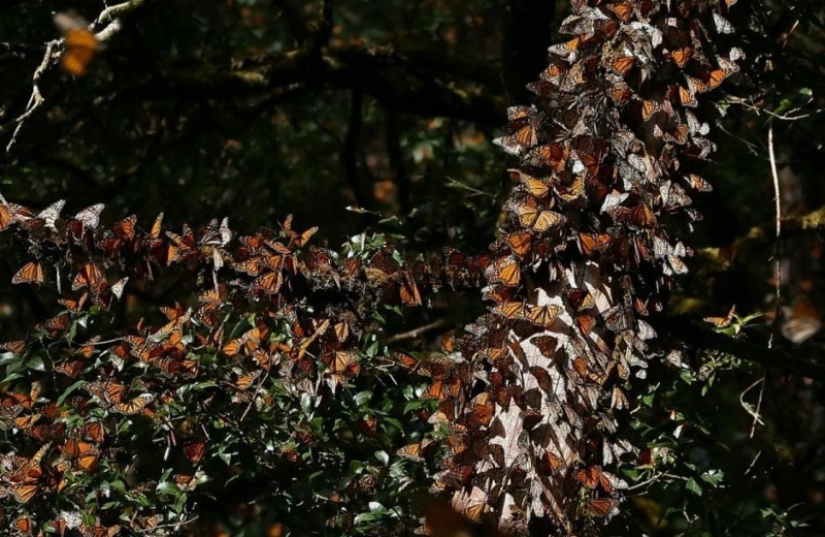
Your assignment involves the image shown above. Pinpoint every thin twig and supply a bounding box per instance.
[387,319,449,343]
[739,377,765,431]
[768,124,782,345]
[746,123,784,437]
[239,371,269,423]
[94,0,149,27]
[726,96,821,122]
[4,40,57,152]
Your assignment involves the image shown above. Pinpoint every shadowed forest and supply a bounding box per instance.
[1,1,824,536]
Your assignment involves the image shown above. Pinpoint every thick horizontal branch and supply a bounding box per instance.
[736,204,825,244]
[696,204,825,270]
[656,316,825,381]
[130,45,506,125]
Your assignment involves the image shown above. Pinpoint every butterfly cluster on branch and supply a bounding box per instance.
[0,190,499,534]
[420,0,744,534]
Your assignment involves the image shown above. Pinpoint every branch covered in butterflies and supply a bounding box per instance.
[421,0,753,534]
[0,195,495,533]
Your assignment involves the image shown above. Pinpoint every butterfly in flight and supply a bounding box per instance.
[54,11,99,76]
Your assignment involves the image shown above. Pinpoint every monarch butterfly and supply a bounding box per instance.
[527,143,569,172]
[324,350,358,374]
[36,313,70,339]
[399,272,422,306]
[585,497,618,518]
[631,201,656,227]
[558,175,585,203]
[63,439,99,471]
[505,232,533,259]
[150,212,165,239]
[575,465,602,489]
[606,1,632,22]
[396,440,433,462]
[510,170,550,198]
[183,441,207,464]
[11,482,39,504]
[670,46,692,67]
[234,370,261,391]
[530,335,558,358]
[0,339,27,353]
[704,305,736,328]
[611,55,635,75]
[468,391,494,428]
[610,82,633,105]
[112,393,154,415]
[86,380,127,404]
[677,85,698,107]
[540,62,564,84]
[577,232,612,256]
[639,99,658,121]
[12,261,44,285]
[525,304,563,327]
[113,214,136,240]
[611,385,629,410]
[37,199,66,229]
[548,37,581,60]
[567,288,595,311]
[74,203,104,229]
[436,464,474,489]
[576,314,596,335]
[451,486,488,524]
[0,203,12,231]
[54,12,99,76]
[78,420,105,443]
[493,301,526,319]
[252,270,283,295]
[288,225,318,248]
[496,107,538,155]
[604,304,633,333]
[686,75,709,95]
[13,516,35,533]
[662,124,689,145]
[487,256,520,287]
[72,262,104,291]
[515,204,565,233]
[712,12,735,34]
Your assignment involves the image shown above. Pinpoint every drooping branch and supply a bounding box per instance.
[656,317,825,381]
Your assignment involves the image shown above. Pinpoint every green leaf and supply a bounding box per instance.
[374,450,389,466]
[354,390,373,407]
[687,478,703,496]
[57,380,87,405]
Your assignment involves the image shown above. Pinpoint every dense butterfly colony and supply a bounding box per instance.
[0,196,492,535]
[427,0,742,535]
[0,0,742,535]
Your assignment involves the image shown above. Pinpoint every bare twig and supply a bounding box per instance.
[240,371,269,423]
[4,40,57,152]
[768,124,782,339]
[725,95,821,122]
[387,319,449,343]
[94,0,149,27]
[738,377,765,433]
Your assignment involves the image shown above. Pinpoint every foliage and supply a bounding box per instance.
[1,1,824,537]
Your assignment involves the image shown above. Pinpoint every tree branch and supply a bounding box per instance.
[656,316,825,381]
[125,45,505,125]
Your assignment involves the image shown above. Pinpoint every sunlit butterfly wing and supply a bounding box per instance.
[12,262,44,285]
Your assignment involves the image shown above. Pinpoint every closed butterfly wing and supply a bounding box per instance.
[12,262,44,285]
